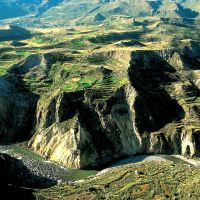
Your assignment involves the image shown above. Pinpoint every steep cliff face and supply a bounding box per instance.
[0,52,71,144]
[0,77,37,144]
[29,86,141,169]
[128,41,200,157]
[0,40,198,169]
[28,41,200,169]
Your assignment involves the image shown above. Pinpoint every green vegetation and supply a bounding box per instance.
[89,31,142,44]
[0,2,200,200]
[62,75,98,92]
[0,15,199,101]
[32,37,46,44]
[34,160,200,199]
[76,77,97,90]
[66,169,98,181]
[0,60,19,76]
[67,39,87,50]
[0,65,9,76]
[16,51,31,55]
[10,145,45,162]
[5,16,198,99]
[87,55,108,65]
[161,155,189,164]
[163,24,200,41]
[0,41,9,46]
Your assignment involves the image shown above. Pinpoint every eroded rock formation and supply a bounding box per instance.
[0,41,200,169]
[28,41,200,168]
[29,86,142,169]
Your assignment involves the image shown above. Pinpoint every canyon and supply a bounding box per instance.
[0,1,200,198]
[0,40,199,169]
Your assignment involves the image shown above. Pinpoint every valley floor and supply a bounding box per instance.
[0,145,98,183]
[1,145,200,199]
[34,158,200,200]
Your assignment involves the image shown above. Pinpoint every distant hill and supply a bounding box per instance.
[156,0,199,18]
[0,0,199,24]
[0,0,63,20]
[41,0,200,24]
[184,0,200,12]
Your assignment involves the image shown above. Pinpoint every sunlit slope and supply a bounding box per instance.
[41,0,200,24]
[0,0,63,20]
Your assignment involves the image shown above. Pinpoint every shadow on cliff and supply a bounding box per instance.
[0,184,35,200]
[0,72,39,144]
[55,91,123,169]
[0,153,57,200]
[79,103,122,168]
[128,50,185,134]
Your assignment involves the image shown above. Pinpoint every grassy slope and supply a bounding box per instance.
[40,0,200,25]
[184,0,200,12]
[34,160,200,199]
[1,16,200,95]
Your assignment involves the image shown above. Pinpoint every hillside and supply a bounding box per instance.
[0,0,200,25]
[0,16,200,167]
[34,159,200,199]
[40,0,200,24]
[0,0,63,20]
[0,25,31,41]
[0,1,200,199]
[184,0,200,12]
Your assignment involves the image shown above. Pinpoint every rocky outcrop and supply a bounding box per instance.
[29,87,142,169]
[128,42,200,158]
[0,41,199,169]
[0,52,75,144]
[11,53,72,80]
[181,129,196,157]
[28,41,200,168]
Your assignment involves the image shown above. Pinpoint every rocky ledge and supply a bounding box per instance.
[0,41,200,169]
[28,41,200,169]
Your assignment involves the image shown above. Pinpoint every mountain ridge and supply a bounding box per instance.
[0,0,200,25]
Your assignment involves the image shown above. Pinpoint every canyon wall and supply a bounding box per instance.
[1,42,200,169]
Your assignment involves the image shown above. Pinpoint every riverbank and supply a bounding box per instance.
[1,144,200,186]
